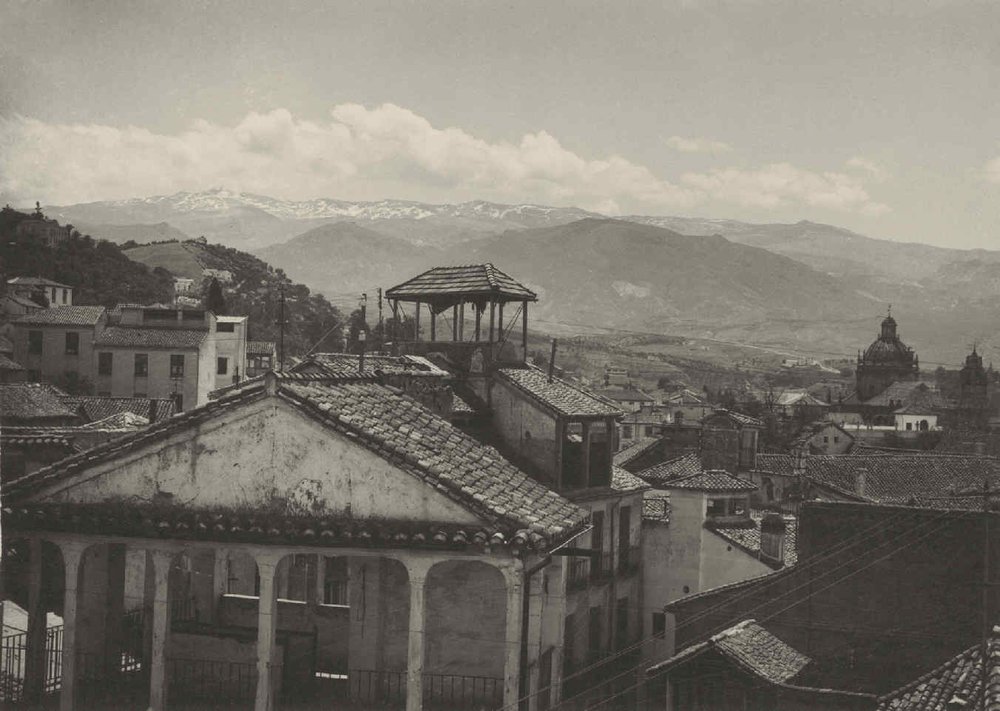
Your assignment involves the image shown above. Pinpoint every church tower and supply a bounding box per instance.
[855,309,919,400]
[959,346,989,412]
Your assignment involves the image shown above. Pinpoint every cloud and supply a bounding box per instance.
[985,156,1000,184]
[0,105,888,217]
[665,135,732,154]
[681,163,891,216]
[846,156,889,182]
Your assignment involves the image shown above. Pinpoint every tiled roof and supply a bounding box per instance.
[94,326,207,349]
[664,568,794,612]
[726,410,765,428]
[8,276,72,289]
[877,627,1000,711]
[775,391,829,407]
[14,305,105,326]
[3,293,43,310]
[753,453,796,477]
[664,388,706,405]
[61,396,175,424]
[1,432,76,449]
[0,354,26,371]
[292,353,449,379]
[495,366,623,418]
[648,619,811,684]
[386,264,537,302]
[281,381,586,539]
[614,438,660,467]
[864,381,953,409]
[7,376,588,546]
[0,384,77,422]
[642,490,671,522]
[805,453,1000,507]
[663,469,759,493]
[637,451,702,485]
[612,465,650,493]
[248,341,276,356]
[707,511,799,568]
[3,503,549,555]
[78,412,150,430]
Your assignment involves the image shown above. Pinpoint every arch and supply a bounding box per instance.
[919,419,929,431]
[425,560,506,688]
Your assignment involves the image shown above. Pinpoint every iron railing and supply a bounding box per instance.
[0,625,64,702]
[346,669,406,706]
[168,657,258,700]
[424,672,502,709]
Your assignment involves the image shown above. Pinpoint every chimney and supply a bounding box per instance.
[760,513,786,565]
[854,468,868,497]
[548,339,558,383]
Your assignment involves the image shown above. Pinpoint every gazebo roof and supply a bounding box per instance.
[385,264,537,305]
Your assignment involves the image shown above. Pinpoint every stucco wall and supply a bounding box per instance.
[489,379,559,482]
[94,347,204,409]
[30,399,487,527]
[14,323,100,384]
[698,527,771,591]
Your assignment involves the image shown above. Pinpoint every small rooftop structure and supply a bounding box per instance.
[386,264,538,369]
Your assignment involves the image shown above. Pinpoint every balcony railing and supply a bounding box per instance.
[346,669,406,706]
[591,552,614,581]
[168,657,259,701]
[424,672,502,709]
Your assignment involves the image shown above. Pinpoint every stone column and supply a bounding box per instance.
[147,549,174,711]
[405,559,431,711]
[503,568,525,710]
[313,554,326,606]
[212,548,229,623]
[24,538,46,702]
[549,558,568,707]
[525,570,545,711]
[254,551,283,711]
[57,540,88,711]
[104,544,126,678]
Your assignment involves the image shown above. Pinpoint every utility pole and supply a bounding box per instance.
[277,283,286,372]
[377,287,384,351]
[983,478,992,710]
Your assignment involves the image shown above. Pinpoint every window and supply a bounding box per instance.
[170,354,185,378]
[588,606,603,662]
[616,597,630,649]
[65,332,79,355]
[28,330,43,355]
[217,357,228,375]
[134,353,148,377]
[707,498,727,516]
[823,435,829,443]
[591,510,604,552]
[652,612,666,639]
[906,422,913,431]
[217,322,236,333]
[834,436,840,444]
[622,425,632,439]
[644,425,655,437]
[98,352,113,376]
[171,392,184,412]
[62,288,68,303]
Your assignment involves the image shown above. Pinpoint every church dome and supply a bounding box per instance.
[861,313,914,365]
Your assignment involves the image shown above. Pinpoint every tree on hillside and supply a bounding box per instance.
[204,277,227,315]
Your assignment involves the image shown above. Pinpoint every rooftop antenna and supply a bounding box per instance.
[277,283,286,372]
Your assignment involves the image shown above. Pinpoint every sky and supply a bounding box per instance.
[1,0,998,249]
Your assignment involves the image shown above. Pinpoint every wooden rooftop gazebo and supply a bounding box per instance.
[385,264,538,367]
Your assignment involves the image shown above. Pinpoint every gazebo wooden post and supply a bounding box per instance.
[475,303,482,341]
[431,306,437,341]
[453,303,459,341]
[414,300,421,341]
[489,301,496,343]
[522,300,528,361]
[498,302,505,342]
[458,300,465,341]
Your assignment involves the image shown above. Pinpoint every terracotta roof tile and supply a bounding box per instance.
[386,264,536,302]
[61,396,175,423]
[753,453,796,477]
[806,453,1000,507]
[281,381,587,540]
[707,510,799,567]
[496,366,623,418]
[877,628,1000,711]
[663,469,759,493]
[614,438,660,467]
[649,619,811,684]
[95,326,207,349]
[292,353,449,379]
[0,384,77,422]
[611,465,650,493]
[14,305,105,326]
[638,451,702,485]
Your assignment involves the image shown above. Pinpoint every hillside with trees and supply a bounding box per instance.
[125,239,347,357]
[0,207,174,306]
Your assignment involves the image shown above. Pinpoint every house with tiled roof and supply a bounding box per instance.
[384,265,649,704]
[11,305,108,384]
[647,619,876,711]
[61,395,175,424]
[652,500,999,707]
[1,369,593,710]
[93,303,220,411]
[7,276,74,307]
